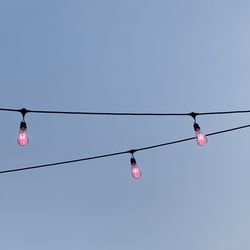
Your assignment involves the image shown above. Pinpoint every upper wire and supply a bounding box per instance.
[0,123,249,175]
[1,107,250,117]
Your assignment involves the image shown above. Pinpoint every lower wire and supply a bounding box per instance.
[0,124,249,175]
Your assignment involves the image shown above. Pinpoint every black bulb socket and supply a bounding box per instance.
[20,121,27,130]
[130,157,136,165]
[193,122,200,131]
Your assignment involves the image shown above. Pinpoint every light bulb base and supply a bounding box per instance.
[20,121,27,130]
[130,157,136,165]
[193,122,200,131]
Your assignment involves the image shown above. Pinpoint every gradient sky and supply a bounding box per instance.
[1,0,250,249]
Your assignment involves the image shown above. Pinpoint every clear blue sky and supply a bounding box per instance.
[1,0,250,249]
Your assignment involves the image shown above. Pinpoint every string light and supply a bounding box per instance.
[193,122,207,146]
[17,108,29,146]
[17,121,29,146]
[189,112,207,146]
[130,153,142,179]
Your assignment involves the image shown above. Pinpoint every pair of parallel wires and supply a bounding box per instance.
[1,107,250,176]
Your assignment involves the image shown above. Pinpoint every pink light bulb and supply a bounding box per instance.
[193,122,207,146]
[195,130,207,146]
[130,157,142,179]
[18,121,29,146]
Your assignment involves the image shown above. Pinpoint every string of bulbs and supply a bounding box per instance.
[1,107,250,178]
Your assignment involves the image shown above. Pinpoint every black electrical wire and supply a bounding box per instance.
[1,107,250,118]
[0,123,249,175]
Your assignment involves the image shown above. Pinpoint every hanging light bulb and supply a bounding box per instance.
[193,122,207,146]
[18,121,29,146]
[130,156,142,179]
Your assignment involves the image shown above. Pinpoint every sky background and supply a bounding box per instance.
[1,0,250,249]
